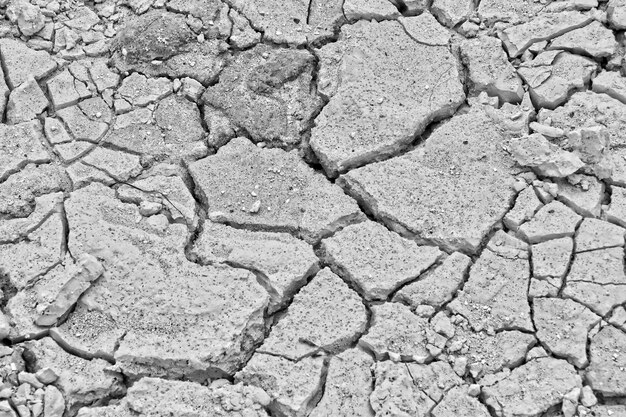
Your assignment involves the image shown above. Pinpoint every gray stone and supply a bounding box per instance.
[606,185,626,228]
[563,247,626,315]
[228,8,261,49]
[586,325,626,396]
[189,137,364,244]
[339,108,517,254]
[258,268,367,360]
[0,39,57,88]
[321,220,442,300]
[608,0,626,29]
[508,133,584,178]
[478,0,546,26]
[517,51,597,110]
[555,175,604,217]
[88,60,119,93]
[531,237,572,281]
[460,36,524,103]
[6,76,49,124]
[312,17,464,176]
[593,70,626,104]
[6,0,44,36]
[190,222,319,313]
[309,348,374,417]
[518,201,582,244]
[43,385,64,417]
[393,252,470,309]
[482,357,582,417]
[154,95,205,144]
[236,354,324,417]
[203,45,320,147]
[46,70,89,111]
[448,233,533,332]
[534,298,601,368]
[57,101,110,142]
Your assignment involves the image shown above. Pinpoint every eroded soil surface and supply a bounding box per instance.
[0,0,625,416]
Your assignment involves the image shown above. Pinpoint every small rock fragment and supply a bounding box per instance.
[6,76,49,124]
[508,133,584,178]
[504,186,543,231]
[518,201,582,244]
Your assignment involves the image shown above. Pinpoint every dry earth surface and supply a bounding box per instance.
[0,0,625,416]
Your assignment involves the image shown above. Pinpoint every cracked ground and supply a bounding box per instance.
[0,0,626,416]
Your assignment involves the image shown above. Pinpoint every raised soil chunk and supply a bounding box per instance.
[507,133,584,178]
[117,73,172,108]
[448,233,533,333]
[310,348,374,417]
[236,353,325,417]
[432,0,473,27]
[483,357,581,417]
[76,377,271,417]
[503,186,543,231]
[534,297,601,368]
[227,0,344,46]
[446,324,536,379]
[311,17,465,176]
[393,252,470,309]
[432,386,491,417]
[258,268,367,360]
[320,220,442,300]
[517,51,597,110]
[593,70,626,104]
[0,120,50,182]
[6,75,49,125]
[24,338,125,416]
[478,0,546,26]
[46,70,90,111]
[339,108,517,255]
[606,185,626,228]
[555,175,604,217]
[563,247,626,315]
[63,182,270,381]
[498,10,593,57]
[371,361,462,416]
[608,0,626,29]
[56,103,109,142]
[0,163,69,219]
[190,222,319,313]
[0,38,57,88]
[203,45,321,147]
[460,35,524,104]
[531,237,572,279]
[360,302,446,362]
[538,91,626,147]
[0,203,64,290]
[576,218,625,252]
[342,0,400,21]
[518,200,582,244]
[153,95,205,144]
[586,325,626,396]
[189,137,365,244]
[548,20,618,59]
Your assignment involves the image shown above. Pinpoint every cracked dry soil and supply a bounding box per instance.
[0,0,625,416]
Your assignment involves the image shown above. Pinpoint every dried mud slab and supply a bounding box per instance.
[258,268,367,360]
[189,137,365,244]
[311,15,465,176]
[320,220,443,300]
[309,348,374,417]
[62,183,270,380]
[202,45,322,147]
[190,222,320,313]
[76,377,271,417]
[340,108,518,254]
[586,325,626,397]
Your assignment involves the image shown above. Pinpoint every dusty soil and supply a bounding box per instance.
[0,0,625,416]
